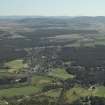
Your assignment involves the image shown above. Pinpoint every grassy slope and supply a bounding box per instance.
[49,68,74,80]
[0,68,72,97]
[65,86,105,103]
[45,88,62,97]
[1,61,105,103]
[5,59,24,73]
[0,74,55,97]
[0,86,40,97]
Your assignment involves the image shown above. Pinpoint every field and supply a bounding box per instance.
[1,17,105,105]
[65,86,105,103]
[0,86,39,97]
[5,59,25,73]
[0,62,73,97]
[1,60,105,102]
[49,68,74,80]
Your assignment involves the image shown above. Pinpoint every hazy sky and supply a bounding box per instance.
[0,0,105,16]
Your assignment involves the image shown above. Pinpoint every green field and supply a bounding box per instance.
[65,86,105,103]
[45,88,62,97]
[5,59,25,73]
[1,59,105,104]
[0,67,73,97]
[0,85,40,97]
[0,74,57,97]
[49,68,74,80]
[31,74,55,86]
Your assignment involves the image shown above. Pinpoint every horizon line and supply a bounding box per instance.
[0,15,105,17]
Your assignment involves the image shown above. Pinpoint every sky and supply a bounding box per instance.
[0,0,105,16]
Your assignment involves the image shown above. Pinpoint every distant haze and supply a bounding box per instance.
[0,0,105,16]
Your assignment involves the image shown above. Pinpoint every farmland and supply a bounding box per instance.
[1,16,105,105]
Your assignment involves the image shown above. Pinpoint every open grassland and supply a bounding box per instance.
[0,75,51,97]
[45,88,62,97]
[0,68,73,97]
[65,86,105,103]
[31,74,55,86]
[0,85,40,97]
[0,66,105,104]
[5,59,25,73]
[49,68,74,80]
[0,72,14,78]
